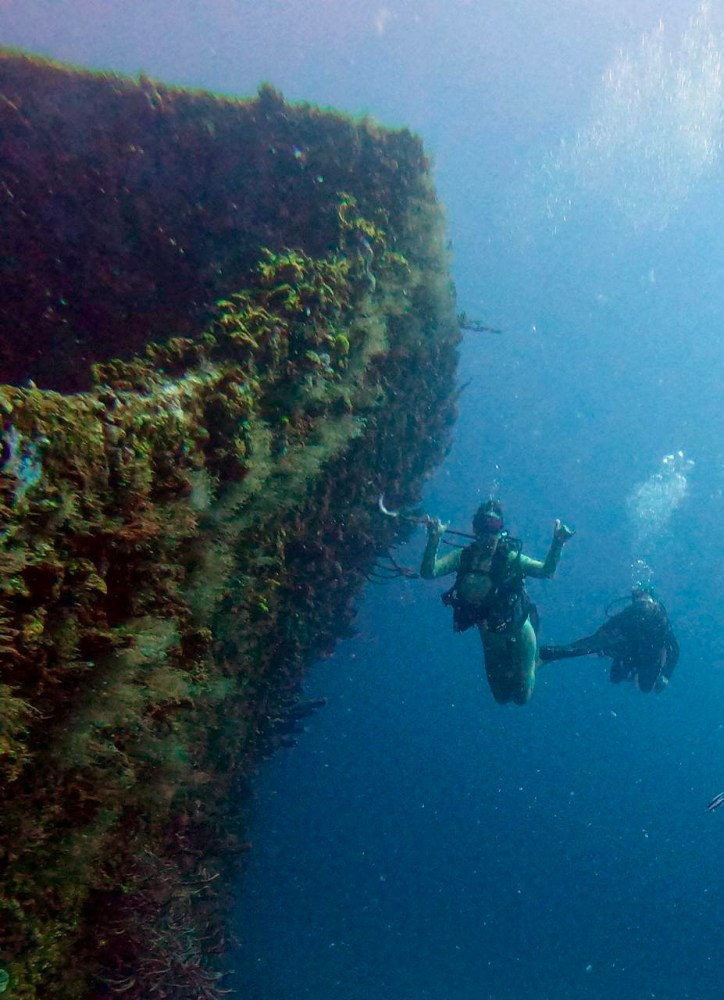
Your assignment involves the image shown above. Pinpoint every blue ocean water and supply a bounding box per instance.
[223,6,724,998]
[3,2,723,997]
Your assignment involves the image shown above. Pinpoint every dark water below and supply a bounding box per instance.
[228,321,724,999]
[226,8,724,994]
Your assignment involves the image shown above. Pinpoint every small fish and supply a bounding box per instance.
[706,792,724,812]
[456,312,503,335]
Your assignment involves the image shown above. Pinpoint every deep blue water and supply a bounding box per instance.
[228,331,724,999]
[3,2,724,997]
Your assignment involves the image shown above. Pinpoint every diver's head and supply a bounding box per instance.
[473,499,504,539]
[632,585,656,606]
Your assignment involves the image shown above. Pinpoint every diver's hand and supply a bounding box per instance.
[654,675,670,694]
[553,520,575,544]
[426,517,448,539]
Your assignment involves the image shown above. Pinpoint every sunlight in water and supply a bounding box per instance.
[547,2,723,230]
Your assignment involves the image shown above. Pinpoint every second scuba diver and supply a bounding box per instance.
[420,500,574,705]
[538,586,679,693]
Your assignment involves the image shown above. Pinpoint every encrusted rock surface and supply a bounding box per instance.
[0,52,459,999]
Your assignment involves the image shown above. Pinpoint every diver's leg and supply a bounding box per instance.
[636,652,665,693]
[480,630,514,704]
[609,658,631,684]
[538,632,601,662]
[510,618,538,705]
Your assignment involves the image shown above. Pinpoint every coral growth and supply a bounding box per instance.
[0,53,459,1000]
[0,50,435,393]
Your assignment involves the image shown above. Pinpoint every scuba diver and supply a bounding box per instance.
[420,500,575,706]
[538,586,679,693]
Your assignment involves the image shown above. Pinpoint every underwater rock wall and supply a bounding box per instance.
[0,50,438,393]
[0,53,459,999]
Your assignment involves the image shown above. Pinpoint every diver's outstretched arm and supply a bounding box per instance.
[520,520,575,579]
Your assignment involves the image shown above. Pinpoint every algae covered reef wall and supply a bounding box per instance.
[0,52,459,999]
[0,49,446,394]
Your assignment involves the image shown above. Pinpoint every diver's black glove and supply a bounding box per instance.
[553,519,575,545]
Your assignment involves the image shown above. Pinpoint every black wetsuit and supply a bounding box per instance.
[539,599,679,692]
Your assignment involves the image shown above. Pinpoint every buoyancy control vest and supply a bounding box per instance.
[441,535,533,634]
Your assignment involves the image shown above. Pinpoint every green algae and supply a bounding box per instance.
[0,55,459,1000]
